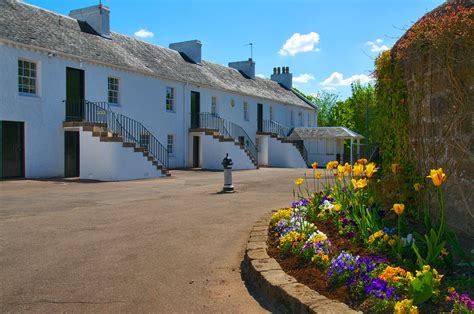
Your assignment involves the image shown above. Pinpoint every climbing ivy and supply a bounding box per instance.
[373,50,410,168]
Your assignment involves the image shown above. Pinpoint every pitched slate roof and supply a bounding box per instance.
[0,1,315,109]
[288,127,364,140]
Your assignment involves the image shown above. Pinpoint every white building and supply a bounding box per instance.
[0,1,361,181]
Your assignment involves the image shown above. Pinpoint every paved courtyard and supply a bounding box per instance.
[0,168,313,313]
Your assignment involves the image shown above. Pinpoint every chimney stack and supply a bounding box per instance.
[169,40,202,64]
[228,58,255,79]
[271,66,292,90]
[69,4,111,38]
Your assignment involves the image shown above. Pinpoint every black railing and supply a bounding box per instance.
[190,112,258,163]
[261,119,290,138]
[65,100,169,169]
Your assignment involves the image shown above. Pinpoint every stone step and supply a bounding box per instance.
[100,136,122,142]
[123,142,135,148]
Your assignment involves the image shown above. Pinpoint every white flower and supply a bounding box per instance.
[319,200,335,211]
[401,233,415,246]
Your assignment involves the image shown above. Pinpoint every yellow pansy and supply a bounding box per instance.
[334,204,342,212]
[392,203,405,215]
[311,162,318,169]
[315,172,322,179]
[427,168,446,187]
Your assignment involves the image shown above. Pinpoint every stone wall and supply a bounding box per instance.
[393,0,474,237]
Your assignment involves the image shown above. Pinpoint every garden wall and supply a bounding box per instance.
[392,0,473,236]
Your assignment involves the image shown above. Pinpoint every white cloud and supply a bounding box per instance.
[366,38,389,52]
[279,32,320,56]
[293,73,315,84]
[134,29,154,39]
[321,72,373,87]
[256,74,266,79]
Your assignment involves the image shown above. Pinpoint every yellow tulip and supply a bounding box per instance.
[391,163,401,174]
[365,162,377,178]
[357,158,368,165]
[315,172,322,179]
[427,168,446,187]
[392,203,405,215]
[351,178,368,189]
[353,164,364,177]
[344,163,352,175]
[294,178,304,186]
[311,162,318,169]
[414,183,423,192]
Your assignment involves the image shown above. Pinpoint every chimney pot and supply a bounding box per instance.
[277,67,281,75]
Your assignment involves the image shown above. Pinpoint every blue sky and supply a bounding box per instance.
[27,0,444,99]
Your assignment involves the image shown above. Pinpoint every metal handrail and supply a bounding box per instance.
[261,119,290,138]
[65,100,169,169]
[190,112,258,163]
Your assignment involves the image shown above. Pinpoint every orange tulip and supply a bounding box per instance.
[392,203,405,215]
[426,168,446,187]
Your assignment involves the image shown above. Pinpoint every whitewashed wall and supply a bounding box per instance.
[267,137,307,168]
[0,42,317,178]
[305,138,344,166]
[79,128,164,181]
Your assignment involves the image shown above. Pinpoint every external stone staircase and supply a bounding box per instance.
[64,121,170,176]
[259,131,309,167]
[201,129,259,168]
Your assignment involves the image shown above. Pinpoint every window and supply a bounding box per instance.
[166,87,175,111]
[230,99,235,108]
[211,96,217,115]
[290,110,294,125]
[314,112,317,126]
[298,111,303,126]
[243,102,249,121]
[269,106,274,120]
[307,112,310,126]
[18,59,37,95]
[167,134,174,156]
[108,77,119,104]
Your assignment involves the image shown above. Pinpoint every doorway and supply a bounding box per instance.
[64,131,80,177]
[65,67,85,121]
[192,136,200,168]
[190,91,200,129]
[257,103,263,132]
[0,121,25,179]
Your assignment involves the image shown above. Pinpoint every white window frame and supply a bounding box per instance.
[167,134,175,156]
[18,59,38,96]
[166,86,175,112]
[108,76,120,105]
[269,106,274,121]
[298,111,303,126]
[243,101,249,121]
[211,96,218,115]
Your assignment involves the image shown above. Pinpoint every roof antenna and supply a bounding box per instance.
[244,43,253,60]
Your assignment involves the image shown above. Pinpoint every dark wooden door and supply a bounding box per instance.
[193,136,200,168]
[66,67,85,121]
[257,103,263,132]
[0,121,25,179]
[64,131,80,177]
[191,91,200,128]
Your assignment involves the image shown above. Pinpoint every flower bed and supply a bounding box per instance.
[268,161,473,313]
